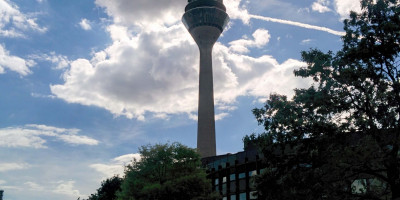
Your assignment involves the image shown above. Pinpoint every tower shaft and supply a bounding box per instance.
[182,0,229,158]
[197,31,217,157]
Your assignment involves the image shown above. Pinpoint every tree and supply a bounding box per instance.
[247,0,400,199]
[117,142,217,200]
[83,175,122,200]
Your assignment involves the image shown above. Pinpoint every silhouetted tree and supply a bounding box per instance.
[246,0,400,199]
[83,175,122,200]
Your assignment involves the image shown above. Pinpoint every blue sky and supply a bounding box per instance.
[0,0,362,199]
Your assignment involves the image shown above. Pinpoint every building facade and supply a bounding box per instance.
[202,146,265,200]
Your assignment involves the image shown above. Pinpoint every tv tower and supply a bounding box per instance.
[182,0,229,157]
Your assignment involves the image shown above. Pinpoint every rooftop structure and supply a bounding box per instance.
[182,0,229,158]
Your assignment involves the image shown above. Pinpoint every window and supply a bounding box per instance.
[230,194,236,200]
[239,173,245,179]
[239,193,246,200]
[230,173,236,181]
[239,179,246,191]
[222,183,227,195]
[230,181,236,193]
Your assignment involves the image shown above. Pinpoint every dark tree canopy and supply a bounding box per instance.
[246,0,400,199]
[82,176,122,200]
[117,142,217,200]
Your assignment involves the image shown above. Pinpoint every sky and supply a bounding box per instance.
[0,0,363,199]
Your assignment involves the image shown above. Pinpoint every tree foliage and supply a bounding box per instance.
[117,142,217,200]
[246,0,400,199]
[82,176,122,200]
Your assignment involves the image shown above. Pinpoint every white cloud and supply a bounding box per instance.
[9,180,82,198]
[225,0,251,24]
[301,39,314,45]
[29,52,70,69]
[0,124,99,148]
[113,153,141,164]
[0,185,21,190]
[79,18,92,30]
[312,0,332,13]
[106,24,132,42]
[212,44,312,101]
[31,92,56,99]
[89,164,123,178]
[2,180,83,199]
[229,29,270,53]
[0,0,47,37]
[334,0,362,20]
[25,181,45,191]
[94,0,185,29]
[57,134,99,146]
[0,44,35,76]
[298,7,310,14]
[53,181,81,197]
[0,127,48,148]
[215,112,229,120]
[0,163,30,172]
[90,153,141,178]
[95,0,254,28]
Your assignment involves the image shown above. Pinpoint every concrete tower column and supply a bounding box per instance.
[182,0,229,158]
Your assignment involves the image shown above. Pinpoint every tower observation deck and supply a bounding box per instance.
[182,0,229,158]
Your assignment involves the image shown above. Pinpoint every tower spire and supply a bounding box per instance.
[182,0,229,158]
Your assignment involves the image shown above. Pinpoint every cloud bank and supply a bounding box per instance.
[0,124,99,148]
[49,0,313,121]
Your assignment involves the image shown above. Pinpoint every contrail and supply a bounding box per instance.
[249,14,346,36]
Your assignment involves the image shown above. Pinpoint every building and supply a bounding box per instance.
[182,0,229,158]
[0,190,3,200]
[202,144,265,200]
[203,132,396,200]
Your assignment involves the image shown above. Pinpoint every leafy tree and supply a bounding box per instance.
[246,0,400,199]
[117,142,217,200]
[83,175,122,200]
